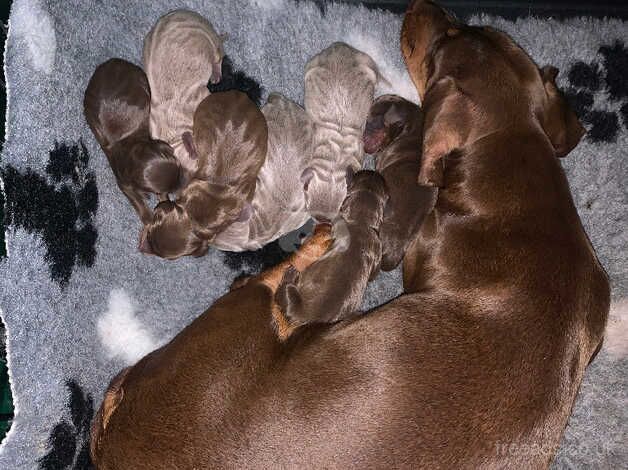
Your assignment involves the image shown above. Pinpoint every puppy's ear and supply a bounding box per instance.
[345,166,355,187]
[539,65,585,158]
[191,239,209,258]
[236,202,253,222]
[301,167,315,191]
[138,227,154,255]
[181,131,198,160]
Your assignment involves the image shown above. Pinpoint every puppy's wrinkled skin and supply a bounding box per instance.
[140,91,267,259]
[363,94,437,271]
[212,93,314,251]
[274,171,388,334]
[90,2,609,468]
[303,42,381,221]
[83,58,180,224]
[143,9,225,179]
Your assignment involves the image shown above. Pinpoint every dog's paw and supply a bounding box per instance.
[229,274,253,291]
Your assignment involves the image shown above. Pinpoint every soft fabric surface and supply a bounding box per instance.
[0,0,626,468]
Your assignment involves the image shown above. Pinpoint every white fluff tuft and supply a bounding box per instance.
[603,298,628,360]
[346,32,419,104]
[10,0,56,74]
[97,289,162,366]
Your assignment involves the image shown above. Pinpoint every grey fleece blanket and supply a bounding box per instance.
[0,0,626,468]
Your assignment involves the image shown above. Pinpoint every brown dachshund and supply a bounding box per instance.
[90,1,609,468]
[83,58,180,224]
[274,170,388,338]
[363,94,437,271]
[140,91,267,259]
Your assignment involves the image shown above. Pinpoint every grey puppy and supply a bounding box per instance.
[212,93,314,251]
[274,170,388,329]
[302,42,382,222]
[143,9,225,181]
[83,58,180,225]
[363,94,437,271]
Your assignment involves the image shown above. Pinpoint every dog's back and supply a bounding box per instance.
[302,43,381,221]
[83,58,150,150]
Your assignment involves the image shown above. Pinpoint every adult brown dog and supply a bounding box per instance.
[90,1,609,468]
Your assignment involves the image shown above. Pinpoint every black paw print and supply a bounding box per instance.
[39,380,94,470]
[207,55,263,106]
[1,140,99,286]
[564,40,628,143]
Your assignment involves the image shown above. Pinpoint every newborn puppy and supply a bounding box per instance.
[140,91,267,259]
[83,58,180,225]
[302,42,382,221]
[274,170,388,333]
[212,93,314,251]
[143,9,225,180]
[363,95,437,271]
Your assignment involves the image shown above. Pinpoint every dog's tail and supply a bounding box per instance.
[90,366,131,465]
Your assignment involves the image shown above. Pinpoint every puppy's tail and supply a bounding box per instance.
[90,366,131,465]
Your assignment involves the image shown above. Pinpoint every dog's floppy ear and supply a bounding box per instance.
[301,167,315,191]
[539,65,585,158]
[138,227,154,255]
[419,77,472,187]
[345,166,355,187]
[182,131,198,160]
[236,202,253,222]
[191,238,209,258]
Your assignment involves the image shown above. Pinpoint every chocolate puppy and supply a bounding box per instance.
[363,94,437,271]
[140,91,267,259]
[275,170,388,333]
[212,93,314,251]
[302,42,382,221]
[83,58,180,224]
[143,9,225,180]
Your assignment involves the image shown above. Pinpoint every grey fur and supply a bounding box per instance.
[302,42,381,221]
[143,9,225,178]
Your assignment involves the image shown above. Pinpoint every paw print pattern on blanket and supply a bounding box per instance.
[564,40,628,143]
[1,140,98,286]
[38,380,94,470]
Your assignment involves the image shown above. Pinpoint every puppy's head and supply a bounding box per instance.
[179,179,252,240]
[363,94,421,154]
[401,0,585,186]
[139,200,208,260]
[301,167,350,223]
[340,170,389,229]
[130,139,182,194]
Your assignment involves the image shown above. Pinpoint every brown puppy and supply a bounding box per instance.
[363,94,437,271]
[83,58,180,224]
[90,2,609,468]
[140,91,267,259]
[274,170,388,336]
